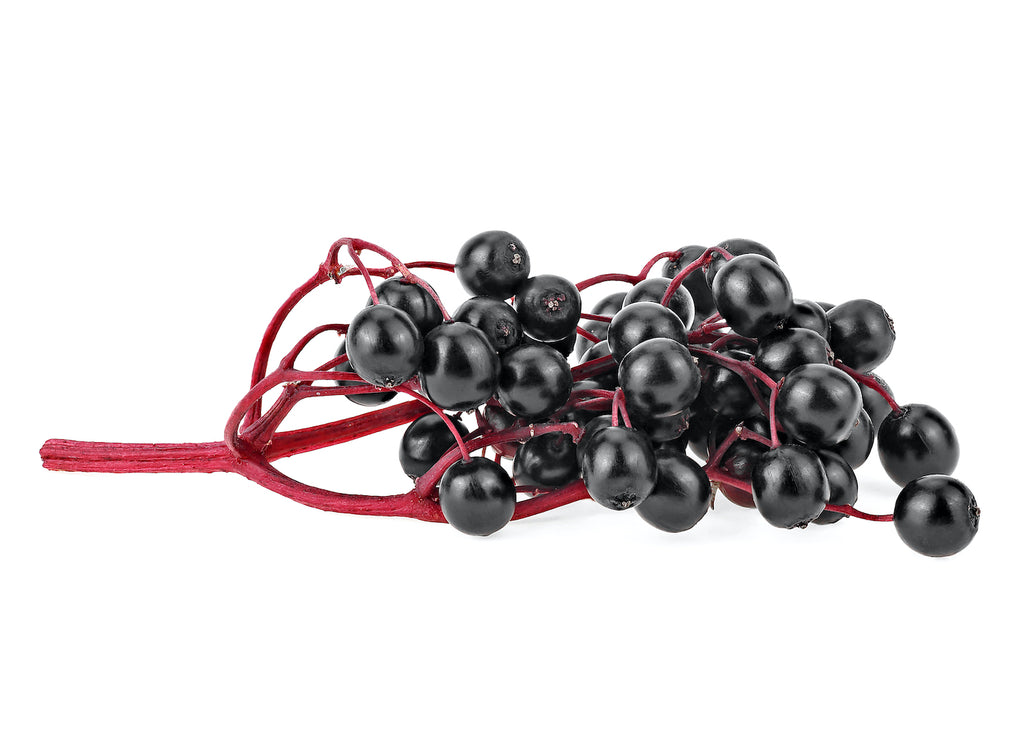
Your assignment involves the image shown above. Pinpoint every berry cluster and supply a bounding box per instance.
[40,234,979,557]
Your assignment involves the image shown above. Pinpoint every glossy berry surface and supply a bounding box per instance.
[776,363,863,447]
[576,414,616,465]
[830,409,874,469]
[522,331,575,358]
[704,238,778,287]
[618,338,701,418]
[878,404,960,486]
[634,410,689,443]
[894,475,979,556]
[333,339,396,407]
[455,230,530,299]
[813,450,859,525]
[515,274,582,342]
[711,254,793,337]
[497,344,573,420]
[784,299,830,340]
[860,373,895,427]
[346,304,424,388]
[419,322,500,411]
[579,340,618,389]
[607,302,688,361]
[558,379,605,426]
[699,350,757,420]
[751,445,828,528]
[827,299,895,372]
[453,296,522,354]
[683,397,716,460]
[398,413,469,478]
[718,439,768,508]
[513,432,580,489]
[662,245,715,322]
[368,276,443,336]
[580,426,658,510]
[622,277,695,329]
[753,327,832,382]
[636,447,712,532]
[439,457,517,536]
[575,319,609,358]
[592,291,628,315]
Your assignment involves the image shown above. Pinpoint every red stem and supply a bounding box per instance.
[661,246,731,307]
[703,467,893,522]
[576,273,643,292]
[351,241,453,321]
[414,422,583,497]
[348,244,380,305]
[637,251,678,279]
[393,385,472,463]
[768,386,781,447]
[834,360,901,413]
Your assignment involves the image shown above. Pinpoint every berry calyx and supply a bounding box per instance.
[515,274,583,342]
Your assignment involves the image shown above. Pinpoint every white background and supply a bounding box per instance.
[2,2,1021,732]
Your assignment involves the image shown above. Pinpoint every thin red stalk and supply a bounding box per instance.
[393,386,471,463]
[661,246,732,307]
[611,388,632,429]
[826,505,894,522]
[737,426,773,448]
[576,325,601,343]
[266,401,431,460]
[575,273,643,291]
[415,422,584,497]
[580,312,613,323]
[242,269,330,428]
[834,360,901,412]
[567,397,614,413]
[570,353,616,382]
[280,323,348,370]
[348,244,380,305]
[689,346,773,415]
[404,260,456,273]
[689,346,778,390]
[638,251,678,278]
[512,480,591,519]
[564,389,616,402]
[768,387,781,447]
[703,467,894,522]
[351,240,452,321]
[710,334,756,351]
[707,427,741,467]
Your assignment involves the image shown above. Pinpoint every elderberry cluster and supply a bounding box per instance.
[338,232,979,556]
